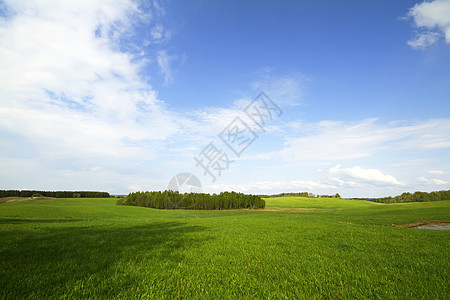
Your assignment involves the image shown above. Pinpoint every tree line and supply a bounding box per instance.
[117,190,265,210]
[0,190,110,198]
[261,192,341,198]
[375,190,450,203]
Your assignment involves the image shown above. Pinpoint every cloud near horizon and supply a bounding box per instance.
[329,165,403,186]
[279,118,450,163]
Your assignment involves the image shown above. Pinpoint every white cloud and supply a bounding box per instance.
[0,0,194,192]
[189,90,288,144]
[279,118,450,162]
[151,24,164,39]
[0,1,299,193]
[328,177,358,188]
[156,50,175,85]
[0,1,184,129]
[251,70,306,106]
[150,24,171,43]
[406,0,450,48]
[407,32,440,49]
[390,159,434,167]
[178,72,307,147]
[428,170,450,175]
[152,0,165,17]
[193,103,259,136]
[329,165,403,186]
[418,177,449,185]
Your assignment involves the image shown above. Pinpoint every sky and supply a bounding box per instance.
[0,0,449,197]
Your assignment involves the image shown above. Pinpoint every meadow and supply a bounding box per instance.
[0,196,449,299]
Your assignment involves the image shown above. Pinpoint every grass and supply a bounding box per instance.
[0,196,449,299]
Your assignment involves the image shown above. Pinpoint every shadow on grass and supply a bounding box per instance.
[0,218,86,224]
[0,221,208,298]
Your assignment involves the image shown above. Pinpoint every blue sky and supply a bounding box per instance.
[0,0,449,197]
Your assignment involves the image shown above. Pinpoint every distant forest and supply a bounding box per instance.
[375,190,450,203]
[0,190,110,198]
[261,192,341,198]
[118,190,265,210]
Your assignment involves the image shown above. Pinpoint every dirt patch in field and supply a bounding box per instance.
[0,197,55,203]
[396,220,450,231]
[263,207,317,212]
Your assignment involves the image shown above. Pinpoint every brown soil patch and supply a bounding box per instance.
[0,197,55,203]
[395,220,450,228]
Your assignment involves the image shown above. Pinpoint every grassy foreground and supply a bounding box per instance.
[0,196,449,299]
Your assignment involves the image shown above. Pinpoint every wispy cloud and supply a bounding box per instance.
[418,177,449,185]
[156,50,174,85]
[0,0,188,192]
[407,32,440,49]
[428,170,450,175]
[279,118,450,163]
[150,24,172,43]
[329,165,403,186]
[0,0,182,149]
[406,0,450,49]
[251,70,307,106]
[419,170,450,187]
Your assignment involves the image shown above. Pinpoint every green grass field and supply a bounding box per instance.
[0,196,449,299]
